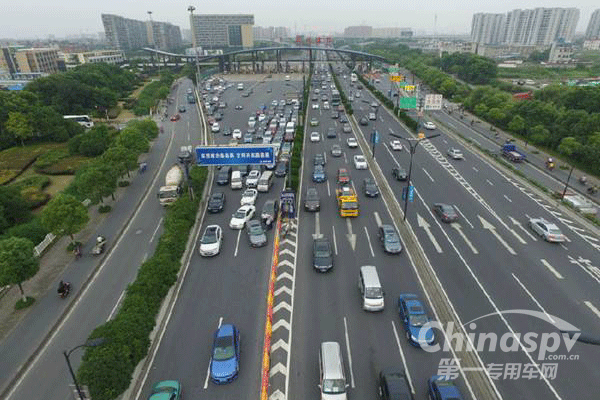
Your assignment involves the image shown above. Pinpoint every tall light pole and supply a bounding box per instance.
[390,132,440,221]
[64,337,106,399]
[188,6,201,84]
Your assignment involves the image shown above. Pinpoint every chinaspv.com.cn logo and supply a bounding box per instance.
[416,310,582,381]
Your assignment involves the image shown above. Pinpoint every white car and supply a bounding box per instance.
[353,155,368,170]
[424,121,436,130]
[245,170,261,187]
[229,205,256,229]
[348,96,354,102]
[447,148,464,160]
[347,137,358,148]
[355,91,361,98]
[232,129,242,139]
[198,225,222,257]
[528,218,565,242]
[312,103,320,109]
[258,114,266,122]
[315,89,320,94]
[323,102,330,110]
[390,140,403,151]
[310,132,321,142]
[240,188,258,206]
[368,112,377,121]
[285,75,291,81]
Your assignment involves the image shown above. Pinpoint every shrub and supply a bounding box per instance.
[4,217,49,244]
[118,181,130,187]
[98,205,112,213]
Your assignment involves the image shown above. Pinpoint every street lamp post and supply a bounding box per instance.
[64,338,106,399]
[561,165,575,199]
[187,6,200,84]
[390,133,440,221]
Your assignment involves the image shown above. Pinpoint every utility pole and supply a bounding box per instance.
[188,6,200,84]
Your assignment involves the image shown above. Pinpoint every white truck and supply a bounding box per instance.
[158,165,184,206]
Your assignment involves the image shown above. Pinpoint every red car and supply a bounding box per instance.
[337,168,351,184]
[170,114,180,122]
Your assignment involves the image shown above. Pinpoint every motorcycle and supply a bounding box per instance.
[91,236,107,256]
[546,162,555,171]
[58,282,71,299]
[588,186,598,195]
[579,176,588,185]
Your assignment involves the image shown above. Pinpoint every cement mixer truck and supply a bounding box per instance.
[158,165,184,206]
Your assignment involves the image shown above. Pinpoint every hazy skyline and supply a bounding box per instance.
[1,0,599,39]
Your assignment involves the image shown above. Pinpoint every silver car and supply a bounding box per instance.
[199,225,223,256]
[528,218,565,242]
[246,219,267,247]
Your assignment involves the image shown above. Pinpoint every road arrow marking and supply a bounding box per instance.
[540,259,564,279]
[312,212,323,239]
[346,218,357,251]
[508,216,537,241]
[450,223,478,254]
[270,339,289,353]
[374,211,382,228]
[269,390,286,400]
[478,215,516,255]
[270,362,287,377]
[417,213,443,253]
[276,272,293,283]
[272,319,291,332]
[274,286,292,297]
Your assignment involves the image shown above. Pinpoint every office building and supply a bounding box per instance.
[372,28,413,39]
[471,13,505,44]
[253,26,290,41]
[102,13,182,51]
[190,14,254,49]
[585,9,600,39]
[344,25,372,38]
[14,48,63,73]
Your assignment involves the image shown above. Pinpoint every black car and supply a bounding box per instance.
[392,167,408,181]
[275,161,288,177]
[216,166,232,185]
[304,187,320,211]
[214,113,223,121]
[378,224,402,254]
[312,237,333,272]
[207,192,226,213]
[432,203,459,223]
[313,153,326,166]
[326,128,337,139]
[222,127,231,136]
[359,117,369,126]
[378,368,413,400]
[363,178,379,197]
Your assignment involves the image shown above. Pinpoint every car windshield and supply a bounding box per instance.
[213,336,235,361]
[158,189,178,199]
[249,223,263,235]
[548,227,562,235]
[201,230,218,244]
[151,386,177,395]
[314,242,330,257]
[322,378,346,394]
[365,287,383,299]
[233,209,246,219]
[385,233,399,243]
[441,205,454,214]
[409,314,429,327]
[341,202,358,210]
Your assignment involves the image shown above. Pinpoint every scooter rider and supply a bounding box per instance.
[57,280,70,296]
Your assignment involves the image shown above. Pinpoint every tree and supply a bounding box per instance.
[115,129,149,154]
[0,186,31,234]
[508,115,526,135]
[101,146,138,178]
[77,164,118,203]
[41,194,88,242]
[6,112,33,146]
[0,237,39,302]
[558,137,582,157]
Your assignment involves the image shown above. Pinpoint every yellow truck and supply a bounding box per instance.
[336,185,359,217]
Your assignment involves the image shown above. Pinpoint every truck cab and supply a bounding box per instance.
[335,185,359,217]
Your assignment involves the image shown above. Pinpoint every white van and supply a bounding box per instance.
[248,116,256,128]
[319,342,348,400]
[285,121,295,135]
[231,170,243,189]
[257,171,274,192]
[358,266,384,311]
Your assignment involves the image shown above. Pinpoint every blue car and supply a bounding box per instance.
[428,376,464,400]
[147,380,182,400]
[398,294,435,347]
[210,324,240,384]
[312,165,327,183]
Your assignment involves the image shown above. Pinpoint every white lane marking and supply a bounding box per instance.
[486,179,494,186]
[478,215,516,255]
[560,243,568,250]
[452,205,473,229]
[107,290,126,321]
[374,211,382,228]
[422,168,435,182]
[391,321,416,395]
[417,213,443,253]
[567,256,600,284]
[584,301,600,320]
[351,180,357,194]
[326,180,331,197]
[332,226,338,255]
[540,259,564,280]
[323,151,327,164]
[234,229,241,257]
[343,151,347,164]
[503,195,512,203]
[346,218,357,251]
[204,317,224,389]
[443,139,448,144]
[313,212,323,239]
[388,127,394,133]
[508,216,537,241]
[364,226,375,257]
[343,317,356,389]
[512,274,555,324]
[150,217,163,243]
[142,252,148,262]
[450,223,478,254]
[384,144,401,167]
[472,167,479,172]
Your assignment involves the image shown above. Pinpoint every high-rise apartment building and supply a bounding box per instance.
[102,14,182,51]
[14,48,63,73]
[471,8,579,46]
[585,9,600,39]
[147,21,182,51]
[190,14,254,49]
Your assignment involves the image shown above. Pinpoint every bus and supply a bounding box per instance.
[350,73,358,83]
[63,115,94,129]
[331,89,341,106]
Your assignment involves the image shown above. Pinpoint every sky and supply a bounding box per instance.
[0,0,598,39]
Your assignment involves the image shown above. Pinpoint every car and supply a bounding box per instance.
[214,113,223,121]
[342,123,352,133]
[347,137,358,148]
[310,131,321,142]
[246,219,267,247]
[353,154,368,170]
[258,113,266,122]
[355,91,361,98]
[178,105,186,113]
[398,293,435,347]
[210,324,240,384]
[240,188,258,206]
[232,129,242,139]
[245,170,261,187]
[392,167,408,181]
[312,165,327,183]
[236,164,250,177]
[241,91,250,97]
[199,225,223,257]
[331,144,342,157]
[428,376,465,400]
[281,142,292,156]
[432,203,459,223]
[390,140,403,151]
[371,101,379,108]
[304,187,321,211]
[321,95,328,102]
[313,153,326,166]
[312,237,333,272]
[331,111,339,119]
[312,103,320,109]
[229,205,256,229]
[222,127,231,136]
[424,121,436,130]
[528,218,565,242]
[324,127,336,138]
[447,148,464,160]
[323,102,330,110]
[207,192,226,213]
[261,199,279,221]
[340,114,348,123]
[243,133,253,144]
[235,104,243,110]
[378,368,413,400]
[285,75,291,81]
[148,380,182,400]
[363,178,379,197]
[310,118,319,126]
[337,168,351,184]
[348,96,354,102]
[359,117,368,126]
[211,122,220,133]
[274,161,288,177]
[378,224,402,254]
[368,112,377,120]
[170,114,180,122]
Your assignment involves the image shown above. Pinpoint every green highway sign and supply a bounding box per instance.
[399,97,417,109]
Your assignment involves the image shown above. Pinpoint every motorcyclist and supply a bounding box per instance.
[57,280,69,296]
[97,235,106,244]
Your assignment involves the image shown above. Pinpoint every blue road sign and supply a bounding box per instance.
[195,145,277,166]
[408,185,415,202]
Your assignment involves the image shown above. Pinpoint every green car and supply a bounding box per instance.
[148,380,181,400]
